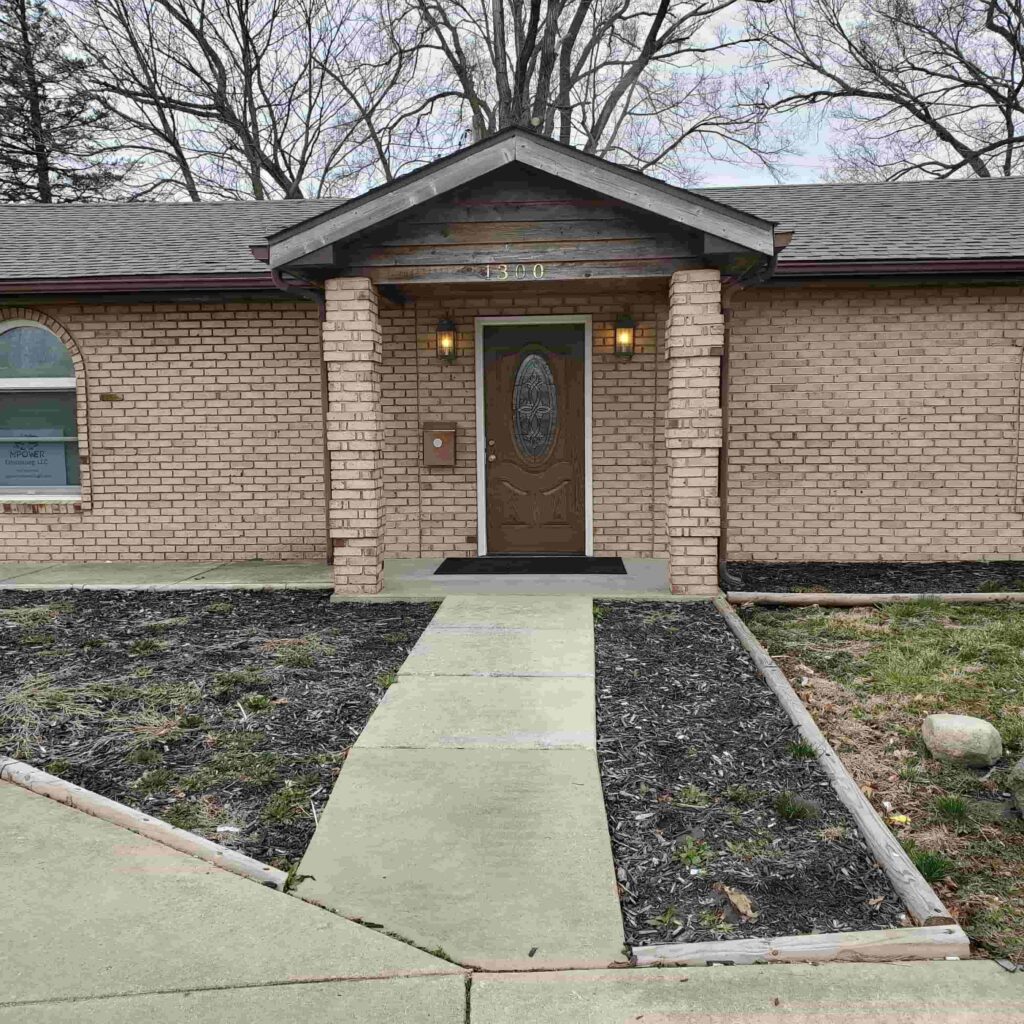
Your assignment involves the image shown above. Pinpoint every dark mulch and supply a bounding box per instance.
[727,561,1024,595]
[0,590,437,868]
[595,600,905,947]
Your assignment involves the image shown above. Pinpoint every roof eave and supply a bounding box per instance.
[268,130,777,268]
[776,257,1024,277]
[0,272,280,296]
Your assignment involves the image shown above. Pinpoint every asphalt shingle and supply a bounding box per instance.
[1,175,1022,283]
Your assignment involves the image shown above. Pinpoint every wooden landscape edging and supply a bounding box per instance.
[711,595,956,928]
[728,591,1024,607]
[0,756,286,890]
[633,923,968,967]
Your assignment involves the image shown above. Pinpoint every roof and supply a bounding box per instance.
[266,128,777,268]
[2,148,1024,291]
[695,176,1024,268]
[0,199,339,289]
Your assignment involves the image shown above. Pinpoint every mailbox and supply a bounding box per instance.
[423,422,456,467]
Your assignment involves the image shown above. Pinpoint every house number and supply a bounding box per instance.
[483,263,545,280]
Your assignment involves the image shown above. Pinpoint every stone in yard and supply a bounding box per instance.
[1007,757,1024,812]
[921,714,1002,768]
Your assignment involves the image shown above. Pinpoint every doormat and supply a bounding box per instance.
[435,556,627,575]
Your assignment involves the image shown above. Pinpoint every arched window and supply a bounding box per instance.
[0,321,80,497]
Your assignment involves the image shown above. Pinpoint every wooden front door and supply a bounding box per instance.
[482,322,586,554]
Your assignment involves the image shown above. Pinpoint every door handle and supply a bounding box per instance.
[487,454,496,463]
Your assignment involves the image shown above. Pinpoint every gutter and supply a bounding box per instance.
[0,272,280,295]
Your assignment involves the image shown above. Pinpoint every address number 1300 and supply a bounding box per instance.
[483,263,545,280]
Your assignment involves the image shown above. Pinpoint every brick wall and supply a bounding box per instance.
[0,299,327,561]
[727,282,1024,562]
[377,281,669,559]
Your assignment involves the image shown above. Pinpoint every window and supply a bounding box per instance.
[0,322,80,497]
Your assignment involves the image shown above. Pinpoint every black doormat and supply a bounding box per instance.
[435,556,627,575]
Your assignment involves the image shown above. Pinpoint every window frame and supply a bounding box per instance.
[0,319,82,500]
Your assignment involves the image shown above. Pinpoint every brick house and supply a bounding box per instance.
[2,128,1023,596]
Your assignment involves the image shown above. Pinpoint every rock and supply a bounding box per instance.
[921,714,1002,767]
[1008,757,1024,812]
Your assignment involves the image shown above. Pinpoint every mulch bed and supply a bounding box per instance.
[595,600,905,947]
[727,561,1024,594]
[0,590,437,868]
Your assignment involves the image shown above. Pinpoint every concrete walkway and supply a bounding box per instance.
[296,595,627,970]
[0,780,465,1022]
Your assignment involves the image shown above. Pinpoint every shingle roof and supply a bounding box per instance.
[694,177,1024,265]
[0,199,339,282]
[2,174,1024,287]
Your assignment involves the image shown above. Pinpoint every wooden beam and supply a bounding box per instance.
[335,257,699,284]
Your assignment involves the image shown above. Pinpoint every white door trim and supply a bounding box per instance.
[474,314,593,557]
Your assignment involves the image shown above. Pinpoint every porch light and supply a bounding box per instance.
[614,314,636,359]
[436,318,457,363]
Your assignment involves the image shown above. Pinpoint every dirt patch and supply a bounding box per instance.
[728,561,1024,594]
[0,590,437,869]
[594,600,904,948]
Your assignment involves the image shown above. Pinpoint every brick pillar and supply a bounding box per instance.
[323,277,384,595]
[664,269,724,595]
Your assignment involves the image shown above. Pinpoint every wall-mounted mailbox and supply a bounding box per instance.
[423,422,456,467]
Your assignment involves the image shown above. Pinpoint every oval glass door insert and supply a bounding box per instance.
[512,352,557,459]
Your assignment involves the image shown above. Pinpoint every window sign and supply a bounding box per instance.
[0,430,71,487]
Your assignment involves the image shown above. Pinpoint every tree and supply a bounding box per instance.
[0,0,122,201]
[747,0,1024,180]
[414,0,787,183]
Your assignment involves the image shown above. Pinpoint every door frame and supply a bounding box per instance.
[474,314,593,557]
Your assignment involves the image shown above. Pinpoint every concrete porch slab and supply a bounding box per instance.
[0,781,461,1008]
[295,746,625,969]
[356,674,596,750]
[401,624,594,678]
[470,962,1024,1023]
[367,558,674,599]
[1,976,467,1024]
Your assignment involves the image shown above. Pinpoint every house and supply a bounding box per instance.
[2,128,1023,596]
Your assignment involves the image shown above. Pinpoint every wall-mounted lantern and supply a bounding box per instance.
[614,313,636,360]
[436,318,457,363]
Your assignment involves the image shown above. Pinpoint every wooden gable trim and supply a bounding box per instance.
[268,131,776,269]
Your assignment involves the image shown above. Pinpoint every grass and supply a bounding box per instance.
[773,791,820,821]
[743,600,1024,963]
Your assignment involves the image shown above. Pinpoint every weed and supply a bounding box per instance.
[818,825,848,842]
[673,836,712,867]
[1001,716,1024,752]
[376,671,398,689]
[282,861,313,892]
[261,776,317,824]
[178,713,205,729]
[898,758,925,782]
[182,750,281,791]
[43,757,72,776]
[725,837,772,861]
[697,908,735,933]
[128,637,167,657]
[1,603,68,627]
[127,747,163,767]
[933,794,972,825]
[205,601,234,614]
[240,692,273,713]
[592,605,606,623]
[647,905,680,927]
[272,637,334,669]
[773,791,821,821]
[131,768,176,795]
[162,798,221,832]
[19,632,53,647]
[788,739,817,759]
[0,674,101,756]
[724,784,758,806]
[674,784,711,807]
[903,841,956,884]
[211,667,267,697]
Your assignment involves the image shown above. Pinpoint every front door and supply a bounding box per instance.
[482,322,586,554]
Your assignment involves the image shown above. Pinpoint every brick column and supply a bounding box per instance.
[664,269,724,595]
[323,277,384,595]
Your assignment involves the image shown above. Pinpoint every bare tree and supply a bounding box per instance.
[748,0,1024,180]
[412,0,787,183]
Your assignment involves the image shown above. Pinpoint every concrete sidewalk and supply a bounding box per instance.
[0,780,465,1022]
[296,595,627,970]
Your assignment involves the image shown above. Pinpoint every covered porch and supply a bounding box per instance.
[259,129,785,597]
